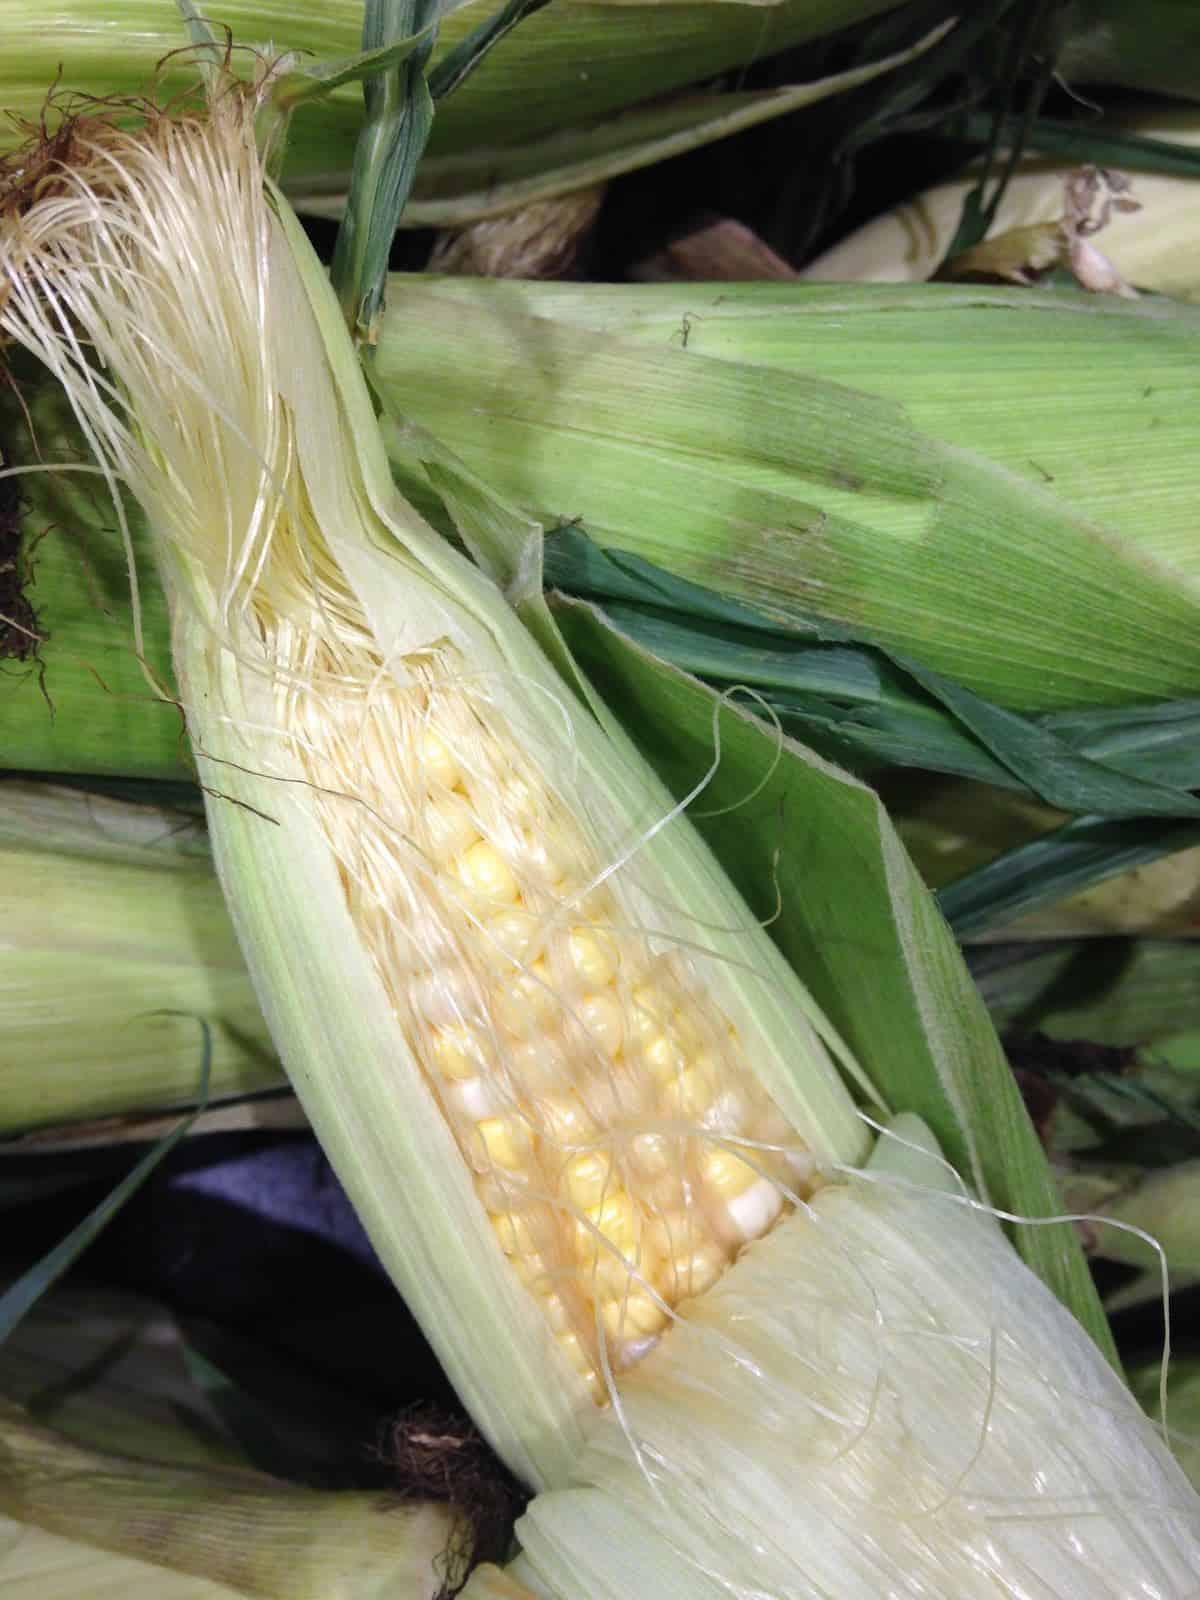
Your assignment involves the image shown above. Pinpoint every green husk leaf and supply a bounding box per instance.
[549,593,1116,1363]
[0,780,282,1136]
[372,278,1200,712]
[937,816,1200,939]
[976,938,1200,1048]
[329,0,441,338]
[0,1033,209,1343]
[537,527,1200,815]
[1059,0,1200,102]
[1129,1357,1200,1491]
[0,1287,245,1471]
[0,1405,463,1600]
[307,20,954,227]
[1,0,907,199]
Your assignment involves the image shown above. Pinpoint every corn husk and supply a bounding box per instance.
[978,937,1200,1053]
[0,781,281,1136]
[0,1403,464,1600]
[467,1143,1200,1599]
[374,276,1200,711]
[892,779,1200,941]
[0,1285,246,1470]
[1130,1358,1200,1492]
[1059,1,1200,102]
[0,0,903,221]
[0,1516,249,1600]
[16,274,1198,776]
[802,109,1200,299]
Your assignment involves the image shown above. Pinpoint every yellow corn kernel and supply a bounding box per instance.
[575,1189,640,1266]
[409,965,480,1028]
[642,1031,685,1082]
[473,1115,536,1172]
[420,726,461,791]
[562,1150,615,1209]
[455,839,520,905]
[485,907,542,963]
[537,1289,578,1337]
[510,1035,571,1092]
[568,926,619,988]
[490,1207,552,1258]
[669,1242,728,1301]
[700,1145,759,1199]
[629,1130,675,1180]
[601,1290,670,1341]
[445,1074,502,1121]
[523,827,580,887]
[658,1061,718,1123]
[429,1022,486,1081]
[575,992,624,1057]
[630,980,675,1044]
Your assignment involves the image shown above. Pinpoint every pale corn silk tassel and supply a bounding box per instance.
[3,89,1200,1598]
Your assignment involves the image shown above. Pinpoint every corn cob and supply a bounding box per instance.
[4,84,1199,1595]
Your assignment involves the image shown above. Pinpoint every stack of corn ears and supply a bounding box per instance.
[3,78,1199,1596]
[0,1288,475,1598]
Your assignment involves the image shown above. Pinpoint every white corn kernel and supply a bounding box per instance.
[425,792,478,863]
[539,1093,597,1145]
[725,1177,784,1242]
[494,959,558,1033]
[568,926,620,988]
[575,992,625,1057]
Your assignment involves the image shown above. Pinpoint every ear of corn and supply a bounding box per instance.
[371,276,1200,711]
[0,93,867,1486]
[801,107,1200,301]
[0,1402,465,1600]
[0,1515,249,1600]
[0,0,903,205]
[6,84,1200,1596]
[0,780,280,1136]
